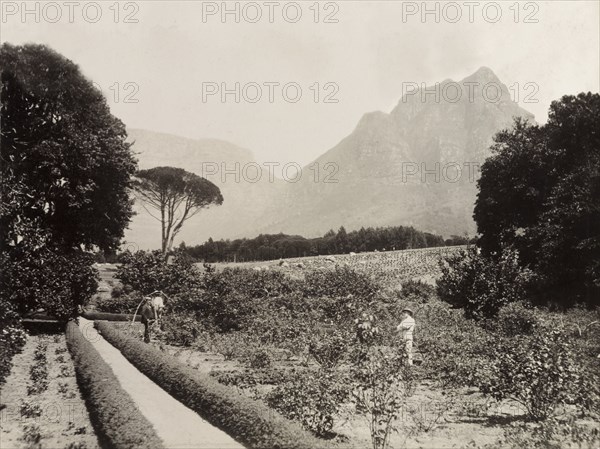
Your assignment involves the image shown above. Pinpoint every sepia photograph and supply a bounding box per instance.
[1,1,599,448]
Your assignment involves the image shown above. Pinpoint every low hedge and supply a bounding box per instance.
[66,321,165,449]
[96,321,333,449]
[82,310,141,322]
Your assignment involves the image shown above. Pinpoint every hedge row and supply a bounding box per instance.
[65,321,165,449]
[82,310,141,321]
[96,321,334,449]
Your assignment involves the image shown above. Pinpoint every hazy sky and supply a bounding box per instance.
[2,0,599,166]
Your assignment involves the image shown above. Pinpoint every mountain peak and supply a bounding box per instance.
[464,66,501,83]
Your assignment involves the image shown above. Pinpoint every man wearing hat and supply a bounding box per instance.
[397,308,416,365]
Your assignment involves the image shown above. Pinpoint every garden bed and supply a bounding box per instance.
[106,324,510,449]
[0,329,100,449]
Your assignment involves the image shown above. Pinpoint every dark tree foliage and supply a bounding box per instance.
[184,225,446,262]
[0,246,98,319]
[0,43,137,318]
[133,166,223,253]
[474,93,600,306]
[0,43,137,251]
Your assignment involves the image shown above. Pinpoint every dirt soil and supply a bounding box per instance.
[0,332,100,449]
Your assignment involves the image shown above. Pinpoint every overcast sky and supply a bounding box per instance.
[3,0,599,165]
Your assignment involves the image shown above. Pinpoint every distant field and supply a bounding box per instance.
[208,245,467,289]
[93,246,467,293]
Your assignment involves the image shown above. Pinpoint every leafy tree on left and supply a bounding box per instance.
[0,43,137,319]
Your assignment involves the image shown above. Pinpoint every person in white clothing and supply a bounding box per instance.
[397,308,416,365]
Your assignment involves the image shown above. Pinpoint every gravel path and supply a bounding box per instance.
[78,318,244,449]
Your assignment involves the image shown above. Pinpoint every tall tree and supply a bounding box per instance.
[0,43,137,318]
[474,93,600,306]
[133,166,223,253]
[0,43,137,251]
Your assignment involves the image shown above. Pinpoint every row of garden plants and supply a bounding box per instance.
[96,249,600,449]
[1,331,103,449]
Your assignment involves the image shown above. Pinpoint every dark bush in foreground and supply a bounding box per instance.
[66,321,164,449]
[96,321,332,449]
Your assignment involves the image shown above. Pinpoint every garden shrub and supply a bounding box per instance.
[574,367,600,419]
[204,292,256,332]
[116,250,201,295]
[180,270,304,332]
[247,347,273,369]
[479,330,584,420]
[350,314,414,449]
[95,292,142,314]
[491,301,539,337]
[210,331,266,362]
[437,246,533,320]
[19,400,43,418]
[562,309,600,418]
[110,284,124,298]
[167,289,206,315]
[411,301,498,388]
[160,313,207,347]
[266,368,350,437]
[398,280,435,303]
[308,329,350,368]
[203,268,298,299]
[65,321,164,449]
[96,321,329,449]
[247,297,311,346]
[303,265,378,301]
